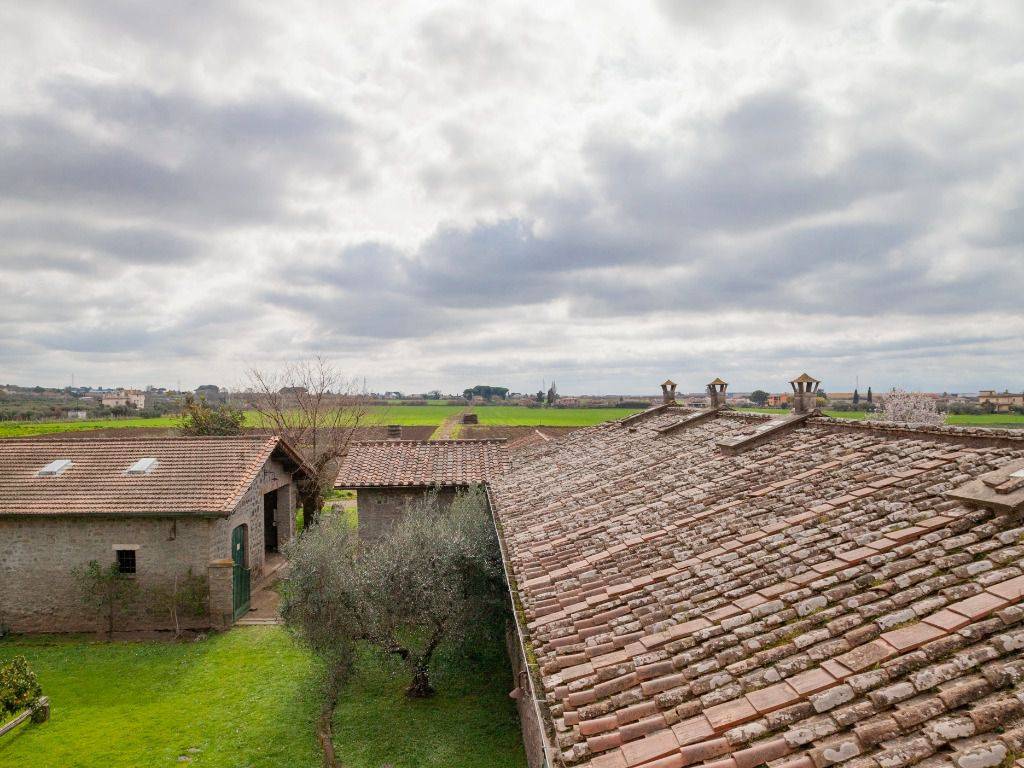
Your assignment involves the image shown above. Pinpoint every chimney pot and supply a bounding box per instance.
[707,378,728,409]
[789,373,820,414]
[661,379,678,404]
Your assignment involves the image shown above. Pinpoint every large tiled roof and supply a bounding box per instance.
[0,436,308,516]
[488,407,1024,768]
[334,439,509,489]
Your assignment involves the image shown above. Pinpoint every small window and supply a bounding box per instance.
[38,459,73,476]
[126,457,158,475]
[115,549,136,575]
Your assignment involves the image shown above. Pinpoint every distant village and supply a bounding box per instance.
[1,380,1022,422]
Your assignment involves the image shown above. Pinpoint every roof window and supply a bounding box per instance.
[126,457,159,475]
[38,459,73,477]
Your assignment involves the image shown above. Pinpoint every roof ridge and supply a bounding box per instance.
[349,438,509,445]
[812,415,1024,445]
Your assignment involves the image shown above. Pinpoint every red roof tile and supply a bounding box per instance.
[0,436,308,516]
[488,408,1024,767]
[334,439,509,488]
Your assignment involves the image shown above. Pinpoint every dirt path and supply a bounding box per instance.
[429,407,470,440]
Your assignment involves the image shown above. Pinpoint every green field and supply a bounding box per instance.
[0,405,467,438]
[3,404,1022,439]
[0,627,524,768]
[734,407,1024,427]
[472,406,643,426]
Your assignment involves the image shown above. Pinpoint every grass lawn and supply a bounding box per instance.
[333,642,526,768]
[473,406,643,426]
[0,627,525,768]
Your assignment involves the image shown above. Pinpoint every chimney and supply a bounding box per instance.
[661,379,678,404]
[790,373,821,414]
[707,378,728,409]
[386,424,402,439]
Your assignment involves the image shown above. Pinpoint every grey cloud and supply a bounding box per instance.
[0,80,366,227]
[0,217,200,267]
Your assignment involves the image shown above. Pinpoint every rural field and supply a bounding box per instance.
[2,405,1022,439]
[0,627,525,768]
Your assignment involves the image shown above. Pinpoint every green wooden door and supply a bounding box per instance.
[231,525,251,620]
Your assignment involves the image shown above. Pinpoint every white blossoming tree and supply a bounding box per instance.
[872,389,945,426]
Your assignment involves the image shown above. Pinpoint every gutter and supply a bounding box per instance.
[485,483,559,768]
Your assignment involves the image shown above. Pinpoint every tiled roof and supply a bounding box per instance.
[334,439,509,489]
[0,436,308,516]
[488,408,1024,768]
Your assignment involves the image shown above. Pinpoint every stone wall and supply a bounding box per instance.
[0,457,300,634]
[0,515,211,633]
[209,458,294,580]
[355,487,457,541]
[506,625,552,768]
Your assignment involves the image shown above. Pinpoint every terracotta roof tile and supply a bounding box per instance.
[334,439,509,488]
[489,410,1024,767]
[0,436,306,516]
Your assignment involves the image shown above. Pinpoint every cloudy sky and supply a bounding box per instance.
[1,1,1021,395]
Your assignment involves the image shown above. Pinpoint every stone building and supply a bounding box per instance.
[979,390,1024,413]
[0,436,311,633]
[334,439,509,540]
[487,376,1024,768]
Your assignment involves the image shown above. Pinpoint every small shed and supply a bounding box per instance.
[0,435,313,632]
[334,439,509,540]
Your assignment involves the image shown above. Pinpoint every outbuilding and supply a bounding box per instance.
[334,439,509,540]
[0,435,312,633]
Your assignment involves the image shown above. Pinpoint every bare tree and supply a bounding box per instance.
[246,357,366,525]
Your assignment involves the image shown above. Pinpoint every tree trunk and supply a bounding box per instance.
[316,663,347,768]
[406,663,435,698]
[301,488,324,527]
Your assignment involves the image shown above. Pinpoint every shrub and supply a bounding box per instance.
[0,656,42,718]
[71,559,140,636]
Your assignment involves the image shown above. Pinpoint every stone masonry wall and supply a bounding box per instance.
[209,458,294,580]
[355,487,457,541]
[1,457,300,634]
[0,515,211,633]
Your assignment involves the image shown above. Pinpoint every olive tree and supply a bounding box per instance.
[279,517,362,768]
[357,487,504,697]
[280,486,504,765]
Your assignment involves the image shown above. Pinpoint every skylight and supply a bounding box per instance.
[126,457,159,475]
[38,459,73,477]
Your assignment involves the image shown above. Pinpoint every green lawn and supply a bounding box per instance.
[0,627,524,768]
[472,406,643,426]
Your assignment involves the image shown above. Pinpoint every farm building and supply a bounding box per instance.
[487,376,1024,768]
[334,438,509,540]
[0,436,312,633]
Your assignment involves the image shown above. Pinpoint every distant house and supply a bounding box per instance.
[101,389,146,409]
[766,392,791,407]
[826,391,855,403]
[334,439,509,540]
[979,389,1024,413]
[0,436,312,633]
